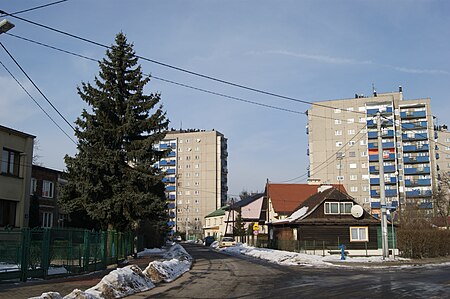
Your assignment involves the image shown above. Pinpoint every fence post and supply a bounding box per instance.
[322,241,325,256]
[365,241,368,257]
[41,229,51,278]
[20,228,30,282]
[313,240,316,255]
[83,230,90,271]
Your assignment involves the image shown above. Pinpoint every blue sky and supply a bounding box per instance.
[1,1,449,196]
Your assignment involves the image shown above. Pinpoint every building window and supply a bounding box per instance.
[324,202,353,215]
[194,190,200,195]
[335,130,342,136]
[350,175,357,181]
[360,151,367,157]
[350,186,358,192]
[350,227,368,242]
[30,178,37,194]
[360,140,366,146]
[347,118,354,124]
[334,108,341,114]
[349,152,356,157]
[195,164,200,169]
[42,181,54,198]
[335,119,341,125]
[359,117,366,123]
[1,148,21,177]
[361,163,367,169]
[349,163,357,169]
[349,141,356,146]
[336,141,343,147]
[0,199,17,226]
[42,212,53,228]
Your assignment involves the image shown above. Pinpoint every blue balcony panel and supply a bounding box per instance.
[385,189,397,197]
[367,120,376,127]
[168,151,176,157]
[403,144,429,152]
[402,121,427,130]
[404,167,430,175]
[400,111,426,119]
[369,154,395,162]
[167,203,175,209]
[403,156,430,164]
[165,185,176,192]
[405,190,432,198]
[166,169,176,174]
[419,202,433,209]
[368,131,378,139]
[402,133,428,141]
[371,202,381,209]
[167,221,175,227]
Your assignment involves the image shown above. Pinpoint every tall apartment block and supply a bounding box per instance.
[435,124,450,177]
[156,129,228,237]
[307,88,438,216]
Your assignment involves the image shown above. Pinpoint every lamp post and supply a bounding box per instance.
[0,19,15,34]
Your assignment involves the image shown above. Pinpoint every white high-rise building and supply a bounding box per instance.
[307,88,438,216]
[157,129,228,238]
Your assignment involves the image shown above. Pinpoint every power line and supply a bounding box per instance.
[0,42,76,132]
[5,32,358,122]
[0,0,69,17]
[0,59,76,144]
[0,11,368,117]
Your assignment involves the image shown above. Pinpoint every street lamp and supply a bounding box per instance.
[0,19,15,34]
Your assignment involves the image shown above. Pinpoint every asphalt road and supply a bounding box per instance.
[129,244,450,299]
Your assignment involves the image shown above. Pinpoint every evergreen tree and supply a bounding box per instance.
[60,33,169,232]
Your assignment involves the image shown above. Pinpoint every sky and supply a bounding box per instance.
[1,0,449,197]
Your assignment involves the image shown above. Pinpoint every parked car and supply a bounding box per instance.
[204,236,215,246]
[219,237,236,247]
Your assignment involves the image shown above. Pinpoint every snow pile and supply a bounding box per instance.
[162,244,193,262]
[144,244,192,283]
[223,245,331,266]
[144,258,191,283]
[272,206,309,224]
[82,264,154,298]
[29,292,64,299]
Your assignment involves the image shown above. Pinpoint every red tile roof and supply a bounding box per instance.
[267,183,346,214]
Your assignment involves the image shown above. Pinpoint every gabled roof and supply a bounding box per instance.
[231,193,264,209]
[267,183,346,214]
[205,206,228,218]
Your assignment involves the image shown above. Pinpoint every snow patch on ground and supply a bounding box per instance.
[28,244,192,299]
[137,247,166,257]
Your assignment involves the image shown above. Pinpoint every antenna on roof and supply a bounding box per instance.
[372,83,377,97]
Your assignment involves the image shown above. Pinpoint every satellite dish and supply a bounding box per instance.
[351,205,364,219]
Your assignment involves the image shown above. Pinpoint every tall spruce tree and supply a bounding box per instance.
[60,33,169,231]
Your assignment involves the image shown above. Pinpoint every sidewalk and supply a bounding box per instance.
[0,255,158,299]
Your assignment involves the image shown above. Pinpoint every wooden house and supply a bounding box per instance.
[269,186,381,254]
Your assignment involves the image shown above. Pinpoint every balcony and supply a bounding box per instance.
[402,133,428,141]
[403,156,430,164]
[165,185,176,192]
[162,177,176,183]
[404,167,431,175]
[368,142,395,149]
[419,202,433,209]
[403,144,429,152]
[167,203,175,209]
[405,190,432,198]
[370,189,397,198]
[369,165,396,174]
[167,221,175,227]
[401,121,428,130]
[371,201,381,209]
[369,153,395,162]
[367,120,377,128]
[168,151,176,157]
[166,169,176,175]
[366,107,393,116]
[168,212,176,218]
[370,177,397,185]
[167,194,176,200]
[159,160,176,166]
[404,179,431,187]
[400,110,426,119]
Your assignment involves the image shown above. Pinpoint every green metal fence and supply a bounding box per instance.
[0,228,133,282]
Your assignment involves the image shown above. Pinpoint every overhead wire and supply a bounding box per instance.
[5,32,354,122]
[0,42,76,132]
[0,58,76,144]
[0,0,69,17]
[0,10,369,117]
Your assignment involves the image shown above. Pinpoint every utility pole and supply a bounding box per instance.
[185,204,189,241]
[377,112,389,259]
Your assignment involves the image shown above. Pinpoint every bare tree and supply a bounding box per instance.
[32,139,42,166]
[434,173,450,229]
